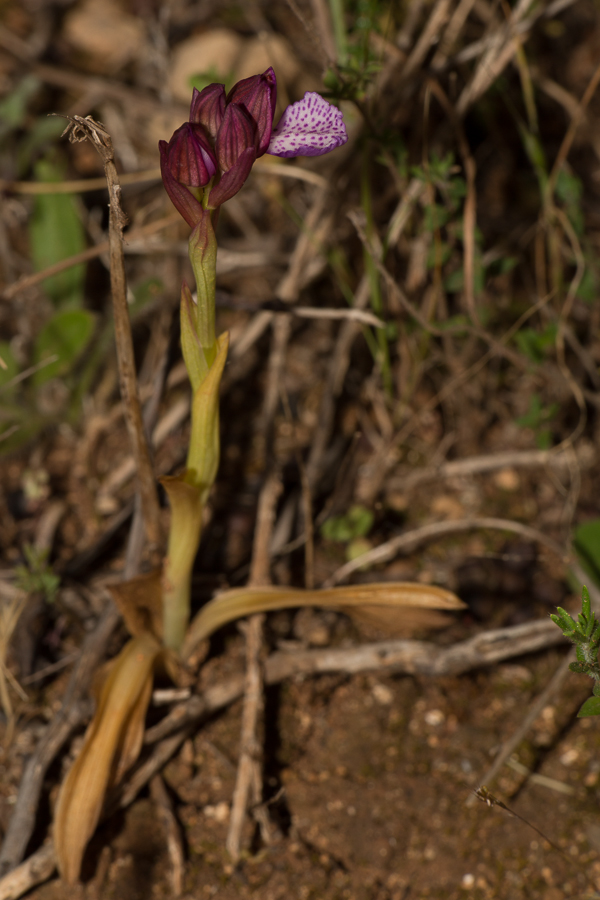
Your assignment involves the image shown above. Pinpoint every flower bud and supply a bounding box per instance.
[190,83,226,140]
[159,123,216,227]
[227,67,277,157]
[216,102,257,172]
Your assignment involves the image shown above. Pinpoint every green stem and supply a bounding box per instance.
[189,212,218,368]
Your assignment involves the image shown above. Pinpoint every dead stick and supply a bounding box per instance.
[226,470,283,861]
[150,776,185,896]
[60,116,161,548]
[0,841,55,900]
[325,516,569,587]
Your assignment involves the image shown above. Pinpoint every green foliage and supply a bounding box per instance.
[17,117,66,178]
[0,75,41,142]
[573,519,600,589]
[29,158,86,308]
[515,394,558,449]
[551,587,600,716]
[321,504,374,542]
[575,264,598,304]
[323,0,384,101]
[577,696,600,717]
[515,323,557,364]
[32,309,96,386]
[555,168,584,237]
[189,66,235,95]
[321,504,375,566]
[0,342,20,389]
[15,543,60,604]
[519,126,548,195]
[443,254,484,294]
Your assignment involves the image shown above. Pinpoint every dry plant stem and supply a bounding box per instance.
[226,614,267,863]
[388,446,593,491]
[60,117,161,549]
[325,516,568,587]
[0,168,162,194]
[456,0,538,115]
[149,776,184,897]
[547,58,600,195]
[0,841,55,900]
[0,603,119,876]
[226,470,283,862]
[399,0,452,85]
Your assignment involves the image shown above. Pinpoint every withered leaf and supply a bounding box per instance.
[183,582,464,660]
[54,632,161,884]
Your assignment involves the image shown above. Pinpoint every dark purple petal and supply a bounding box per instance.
[207,146,256,208]
[226,67,277,157]
[216,103,257,172]
[190,83,226,140]
[159,139,205,228]
[268,92,347,158]
[162,123,217,187]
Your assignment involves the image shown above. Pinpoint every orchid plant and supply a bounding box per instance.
[157,69,348,652]
[54,69,463,883]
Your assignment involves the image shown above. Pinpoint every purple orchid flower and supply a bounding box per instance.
[160,68,347,225]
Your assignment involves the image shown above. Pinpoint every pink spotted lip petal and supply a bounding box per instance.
[267,92,347,158]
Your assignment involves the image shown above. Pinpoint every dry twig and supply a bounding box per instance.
[226,470,283,862]
[324,516,568,587]
[59,116,161,550]
[149,776,185,897]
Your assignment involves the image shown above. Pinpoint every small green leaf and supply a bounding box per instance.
[130,277,164,315]
[321,505,374,543]
[346,537,372,564]
[554,607,575,628]
[0,75,40,142]
[17,116,67,176]
[577,696,600,717]
[33,310,95,386]
[29,158,86,307]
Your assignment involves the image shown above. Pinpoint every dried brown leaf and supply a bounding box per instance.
[108,570,163,641]
[183,583,464,660]
[54,632,161,884]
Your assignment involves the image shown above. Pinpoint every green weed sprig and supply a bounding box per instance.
[550,586,600,717]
